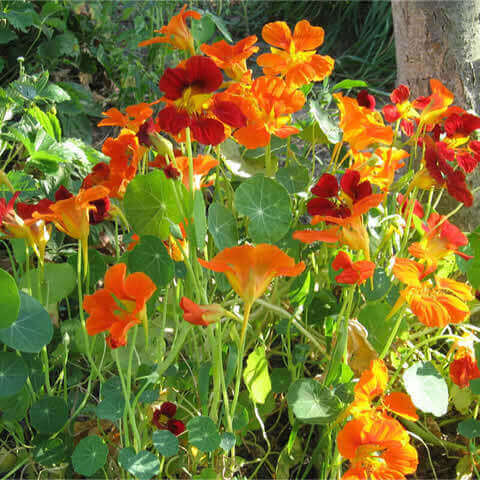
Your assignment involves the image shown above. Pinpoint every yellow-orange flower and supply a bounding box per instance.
[98,102,158,133]
[229,76,305,149]
[83,263,156,348]
[138,4,201,55]
[414,79,454,127]
[200,35,258,81]
[198,244,305,306]
[334,93,393,152]
[337,413,418,480]
[350,359,418,422]
[391,258,473,327]
[257,20,334,89]
[350,147,408,191]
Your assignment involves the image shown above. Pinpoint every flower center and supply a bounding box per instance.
[176,87,211,115]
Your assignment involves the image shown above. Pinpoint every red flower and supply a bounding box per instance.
[450,354,480,389]
[356,90,375,110]
[307,170,372,219]
[332,251,375,285]
[180,297,224,326]
[156,56,246,145]
[152,402,186,436]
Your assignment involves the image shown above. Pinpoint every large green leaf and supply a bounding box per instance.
[234,174,291,243]
[118,448,160,480]
[309,100,342,144]
[458,419,480,439]
[243,346,271,404]
[207,202,238,251]
[153,430,179,458]
[0,268,20,329]
[275,166,309,194]
[187,416,220,453]
[403,361,448,417]
[0,352,28,397]
[72,436,108,477]
[127,235,174,289]
[124,170,184,240]
[19,263,76,305]
[30,396,68,434]
[0,292,53,353]
[287,378,342,424]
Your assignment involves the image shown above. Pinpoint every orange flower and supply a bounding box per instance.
[127,233,140,252]
[350,147,408,191]
[197,244,305,306]
[150,151,218,190]
[257,20,334,89]
[408,213,470,269]
[293,193,384,260]
[334,93,393,152]
[201,35,258,81]
[33,186,109,242]
[138,4,201,55]
[337,414,418,480]
[350,359,418,422]
[391,258,473,327]
[83,130,141,199]
[231,76,305,149]
[98,102,158,133]
[448,334,480,388]
[332,252,375,285]
[83,263,156,348]
[414,79,454,127]
[179,297,225,326]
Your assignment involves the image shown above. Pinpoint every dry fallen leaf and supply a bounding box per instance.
[347,319,378,376]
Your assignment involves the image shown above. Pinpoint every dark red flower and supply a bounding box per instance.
[356,90,375,110]
[16,198,54,220]
[89,197,110,225]
[340,170,372,202]
[156,56,246,145]
[152,402,186,436]
[137,118,157,146]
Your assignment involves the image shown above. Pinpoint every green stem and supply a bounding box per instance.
[185,127,195,197]
[229,302,252,424]
[77,240,104,382]
[264,141,273,177]
[41,346,53,395]
[114,346,141,451]
[379,304,407,360]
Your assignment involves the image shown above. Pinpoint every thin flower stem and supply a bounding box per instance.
[264,141,273,177]
[229,302,252,425]
[380,304,407,360]
[185,127,195,196]
[77,240,104,383]
[114,347,141,451]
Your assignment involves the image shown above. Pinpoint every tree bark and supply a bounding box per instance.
[391,0,480,230]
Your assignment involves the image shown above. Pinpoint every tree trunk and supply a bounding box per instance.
[391,0,480,230]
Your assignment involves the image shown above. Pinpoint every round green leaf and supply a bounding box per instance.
[127,235,173,289]
[118,447,160,480]
[0,268,20,328]
[287,378,342,424]
[275,166,309,194]
[0,385,30,420]
[0,352,28,397]
[19,262,76,304]
[153,430,179,458]
[187,416,221,453]
[219,432,236,453]
[0,292,53,352]
[234,174,292,243]
[72,435,108,477]
[403,361,448,417]
[271,368,292,393]
[33,437,67,467]
[30,396,68,433]
[458,419,480,439]
[207,202,238,251]
[124,170,184,240]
